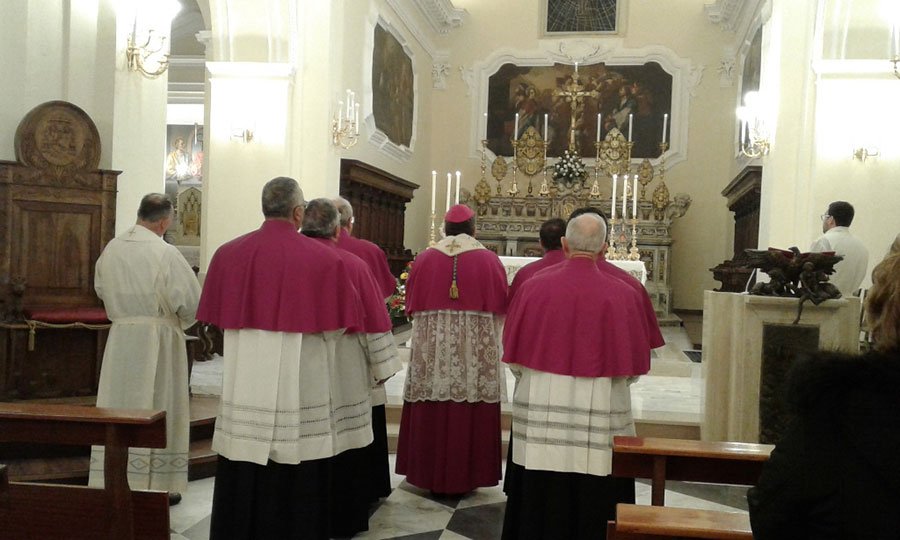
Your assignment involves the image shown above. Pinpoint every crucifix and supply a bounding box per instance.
[553,67,600,152]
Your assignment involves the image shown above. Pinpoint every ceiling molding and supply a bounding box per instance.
[384,0,438,59]
[411,0,466,34]
[704,0,742,30]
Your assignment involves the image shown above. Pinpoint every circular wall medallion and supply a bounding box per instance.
[14,100,101,171]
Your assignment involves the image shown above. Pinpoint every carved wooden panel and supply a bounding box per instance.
[759,323,818,444]
[339,159,417,276]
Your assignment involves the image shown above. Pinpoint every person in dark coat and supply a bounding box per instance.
[748,253,900,539]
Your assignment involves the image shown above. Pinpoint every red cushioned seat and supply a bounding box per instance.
[25,307,110,324]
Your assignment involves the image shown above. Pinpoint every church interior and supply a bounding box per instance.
[1,0,899,538]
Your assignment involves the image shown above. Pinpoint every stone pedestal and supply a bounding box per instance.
[700,291,860,443]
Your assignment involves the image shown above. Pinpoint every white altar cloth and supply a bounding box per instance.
[499,256,647,286]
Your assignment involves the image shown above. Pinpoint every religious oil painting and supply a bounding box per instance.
[164,124,203,184]
[372,23,414,148]
[486,62,672,160]
[543,0,619,34]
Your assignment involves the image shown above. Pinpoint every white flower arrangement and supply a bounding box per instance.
[552,149,587,185]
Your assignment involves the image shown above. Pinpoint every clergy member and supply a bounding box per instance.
[568,207,665,349]
[396,203,508,494]
[198,177,371,540]
[301,198,402,535]
[508,217,567,300]
[89,194,200,506]
[501,213,652,540]
[334,196,398,299]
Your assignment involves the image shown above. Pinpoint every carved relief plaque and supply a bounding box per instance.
[14,100,101,173]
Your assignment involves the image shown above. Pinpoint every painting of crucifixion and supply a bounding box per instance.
[486,62,672,159]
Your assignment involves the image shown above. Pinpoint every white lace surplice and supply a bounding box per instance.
[511,366,638,477]
[403,310,506,403]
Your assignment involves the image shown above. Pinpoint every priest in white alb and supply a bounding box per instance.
[89,194,201,505]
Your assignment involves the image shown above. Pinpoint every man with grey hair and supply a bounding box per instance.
[199,178,376,539]
[89,193,201,505]
[501,213,653,540]
[334,196,397,299]
[301,199,401,532]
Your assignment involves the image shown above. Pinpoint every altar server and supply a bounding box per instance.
[89,194,200,504]
[198,177,379,540]
[501,213,652,540]
[301,198,401,535]
[396,204,508,494]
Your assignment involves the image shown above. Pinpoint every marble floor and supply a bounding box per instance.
[180,326,728,540]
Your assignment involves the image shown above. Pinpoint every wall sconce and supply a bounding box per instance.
[230,127,254,144]
[125,0,181,79]
[852,147,879,161]
[332,89,360,149]
[736,91,770,158]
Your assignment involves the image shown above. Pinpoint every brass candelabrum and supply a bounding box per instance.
[605,217,619,260]
[628,218,640,261]
[428,212,437,246]
[590,141,602,198]
[508,139,520,197]
[539,140,550,196]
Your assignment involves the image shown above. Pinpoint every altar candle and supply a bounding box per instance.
[514,113,519,140]
[628,114,633,142]
[446,173,452,213]
[455,171,461,204]
[543,113,548,140]
[611,174,618,220]
[575,61,579,73]
[633,178,638,217]
[596,113,602,142]
[431,170,436,213]
[622,175,628,218]
[662,113,668,144]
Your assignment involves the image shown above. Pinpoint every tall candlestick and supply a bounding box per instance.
[622,175,628,218]
[543,113,548,141]
[446,173,452,213]
[632,178,638,217]
[575,61,579,73]
[514,113,519,140]
[596,113,602,142]
[455,171,461,204]
[662,113,668,144]
[611,174,618,220]
[431,170,436,213]
[628,114,633,142]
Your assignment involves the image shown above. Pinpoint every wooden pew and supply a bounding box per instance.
[0,403,169,539]
[612,436,773,506]
[607,504,752,539]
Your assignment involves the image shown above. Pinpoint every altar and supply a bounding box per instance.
[500,256,647,285]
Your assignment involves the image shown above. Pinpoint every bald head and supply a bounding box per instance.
[564,213,607,255]
[136,193,173,237]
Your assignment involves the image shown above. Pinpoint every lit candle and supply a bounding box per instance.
[611,174,618,220]
[622,175,628,218]
[543,113,548,141]
[575,62,579,73]
[596,113,602,142]
[455,171,461,204]
[431,170,436,213]
[514,113,519,140]
[632,178,638,217]
[628,114,633,142]
[662,113,668,144]
[446,173,452,213]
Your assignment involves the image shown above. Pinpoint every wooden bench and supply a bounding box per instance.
[607,504,752,539]
[0,403,170,539]
[612,436,773,506]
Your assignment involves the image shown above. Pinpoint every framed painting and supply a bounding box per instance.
[164,124,203,185]
[541,0,621,35]
[485,62,672,159]
[372,22,414,148]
